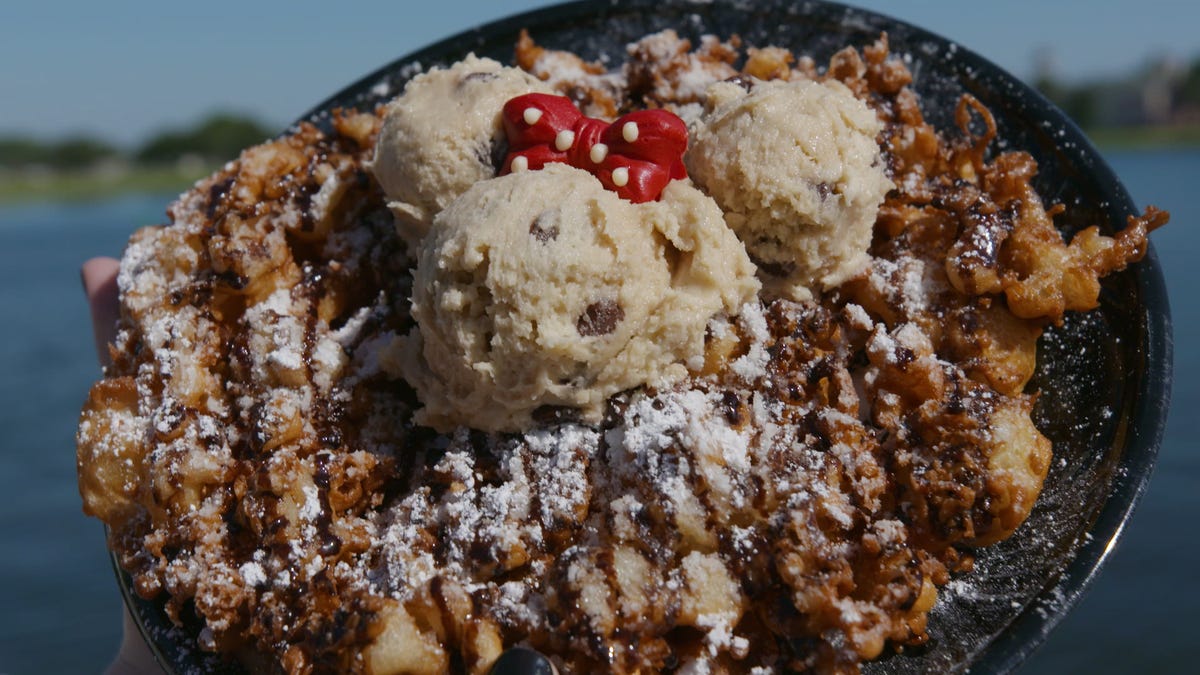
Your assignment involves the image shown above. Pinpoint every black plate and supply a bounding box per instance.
[117,1,1172,673]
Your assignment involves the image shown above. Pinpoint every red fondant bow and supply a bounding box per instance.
[500,93,688,203]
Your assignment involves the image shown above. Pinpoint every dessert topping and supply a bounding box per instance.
[501,93,687,202]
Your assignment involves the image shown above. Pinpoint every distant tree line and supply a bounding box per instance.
[1180,58,1200,109]
[0,135,119,171]
[1035,54,1200,129]
[1034,77,1101,129]
[0,112,276,171]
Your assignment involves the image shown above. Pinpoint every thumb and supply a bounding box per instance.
[81,257,121,366]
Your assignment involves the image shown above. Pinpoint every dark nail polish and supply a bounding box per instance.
[488,646,558,675]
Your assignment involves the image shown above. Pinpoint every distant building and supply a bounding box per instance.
[1032,50,1191,129]
[1141,57,1185,125]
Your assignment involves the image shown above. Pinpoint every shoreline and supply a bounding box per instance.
[0,164,215,207]
[2,132,1198,206]
[1086,125,1200,150]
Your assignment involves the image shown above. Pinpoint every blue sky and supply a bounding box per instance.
[2,0,1196,146]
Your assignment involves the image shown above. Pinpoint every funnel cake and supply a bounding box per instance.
[77,28,1166,675]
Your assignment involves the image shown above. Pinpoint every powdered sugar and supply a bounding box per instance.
[239,561,268,587]
[730,301,770,381]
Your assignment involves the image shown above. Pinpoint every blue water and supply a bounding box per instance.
[1020,149,1200,674]
[0,193,177,673]
[0,151,1195,673]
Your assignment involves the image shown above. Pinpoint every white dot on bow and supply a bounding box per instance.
[590,143,608,164]
[555,130,575,152]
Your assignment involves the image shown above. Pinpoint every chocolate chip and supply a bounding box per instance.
[814,181,834,200]
[476,135,510,172]
[489,136,509,172]
[577,299,624,336]
[749,253,795,278]
[531,405,580,425]
[529,211,559,243]
[459,71,498,86]
[724,74,756,92]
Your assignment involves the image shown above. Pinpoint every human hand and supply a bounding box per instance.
[82,256,161,675]
[82,256,557,674]
[82,257,120,367]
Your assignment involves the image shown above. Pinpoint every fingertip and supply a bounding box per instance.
[82,257,121,366]
[82,257,120,298]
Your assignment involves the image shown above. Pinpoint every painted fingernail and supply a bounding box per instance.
[488,646,558,675]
